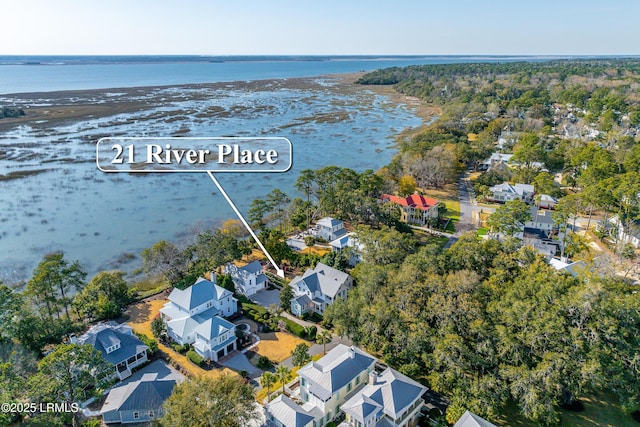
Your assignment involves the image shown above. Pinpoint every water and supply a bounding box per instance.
[0,55,569,283]
[0,55,561,94]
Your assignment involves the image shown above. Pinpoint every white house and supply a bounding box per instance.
[265,344,376,427]
[488,182,535,204]
[315,217,347,242]
[159,277,238,362]
[289,263,353,317]
[76,322,148,381]
[330,232,364,266]
[339,368,427,427]
[525,206,555,232]
[225,260,269,296]
[265,345,427,427]
[480,152,513,171]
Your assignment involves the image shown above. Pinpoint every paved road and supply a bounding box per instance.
[457,172,476,234]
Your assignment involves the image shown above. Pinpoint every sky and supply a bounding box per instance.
[3,0,640,56]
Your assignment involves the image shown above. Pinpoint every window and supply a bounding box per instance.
[148,410,155,419]
[355,375,360,385]
[347,382,352,392]
[301,378,306,387]
[133,412,139,420]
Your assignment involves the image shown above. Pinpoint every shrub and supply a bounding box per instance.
[304,236,316,247]
[135,333,158,354]
[187,350,204,367]
[306,325,317,340]
[257,355,272,369]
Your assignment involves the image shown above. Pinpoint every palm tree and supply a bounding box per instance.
[261,371,276,402]
[316,329,332,355]
[275,365,292,395]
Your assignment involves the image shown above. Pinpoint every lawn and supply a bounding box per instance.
[125,298,235,379]
[493,390,637,427]
[420,184,460,223]
[253,331,306,363]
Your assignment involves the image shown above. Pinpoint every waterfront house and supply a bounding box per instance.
[315,217,347,242]
[225,260,269,296]
[76,322,148,381]
[453,410,497,427]
[159,277,238,361]
[289,262,352,317]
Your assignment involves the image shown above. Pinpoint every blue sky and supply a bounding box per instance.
[4,0,639,55]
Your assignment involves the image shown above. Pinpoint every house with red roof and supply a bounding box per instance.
[382,193,440,226]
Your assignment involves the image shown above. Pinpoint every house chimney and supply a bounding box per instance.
[210,272,217,283]
[369,371,377,386]
[69,334,77,344]
[348,346,356,359]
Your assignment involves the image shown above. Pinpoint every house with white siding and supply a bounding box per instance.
[289,263,353,317]
[225,260,269,296]
[159,277,238,362]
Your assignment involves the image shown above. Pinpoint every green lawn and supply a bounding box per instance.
[494,390,636,427]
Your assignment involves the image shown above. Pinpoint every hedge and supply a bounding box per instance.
[187,350,204,366]
[283,318,306,338]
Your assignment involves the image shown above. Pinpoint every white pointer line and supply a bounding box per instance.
[207,171,285,278]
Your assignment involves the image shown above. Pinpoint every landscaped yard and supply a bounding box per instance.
[255,353,322,403]
[420,184,460,224]
[125,297,235,379]
[253,331,306,363]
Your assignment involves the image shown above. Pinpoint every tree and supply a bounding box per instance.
[511,133,545,184]
[291,343,312,368]
[266,189,291,233]
[151,316,167,340]
[248,198,270,228]
[161,375,259,427]
[141,240,186,284]
[487,199,531,237]
[398,175,417,196]
[280,285,294,312]
[25,252,86,320]
[74,271,130,321]
[29,344,112,427]
[275,365,292,394]
[316,329,332,355]
[260,371,276,402]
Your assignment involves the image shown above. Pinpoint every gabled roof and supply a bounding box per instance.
[239,260,263,275]
[298,344,375,401]
[101,378,176,414]
[453,410,497,427]
[292,294,312,307]
[167,277,232,311]
[340,367,427,422]
[290,263,351,299]
[265,394,317,427]
[317,217,343,228]
[489,182,534,196]
[193,315,235,340]
[340,394,383,422]
[78,323,148,365]
[382,193,439,211]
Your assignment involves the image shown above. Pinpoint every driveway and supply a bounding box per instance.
[219,352,262,378]
[250,288,281,308]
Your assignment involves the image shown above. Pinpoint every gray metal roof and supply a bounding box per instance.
[101,378,176,414]
[291,263,351,299]
[240,260,263,274]
[79,325,148,365]
[292,294,312,306]
[167,277,232,311]
[453,410,497,427]
[265,394,316,427]
[340,367,427,421]
[193,315,235,340]
[298,344,375,401]
[317,217,343,228]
